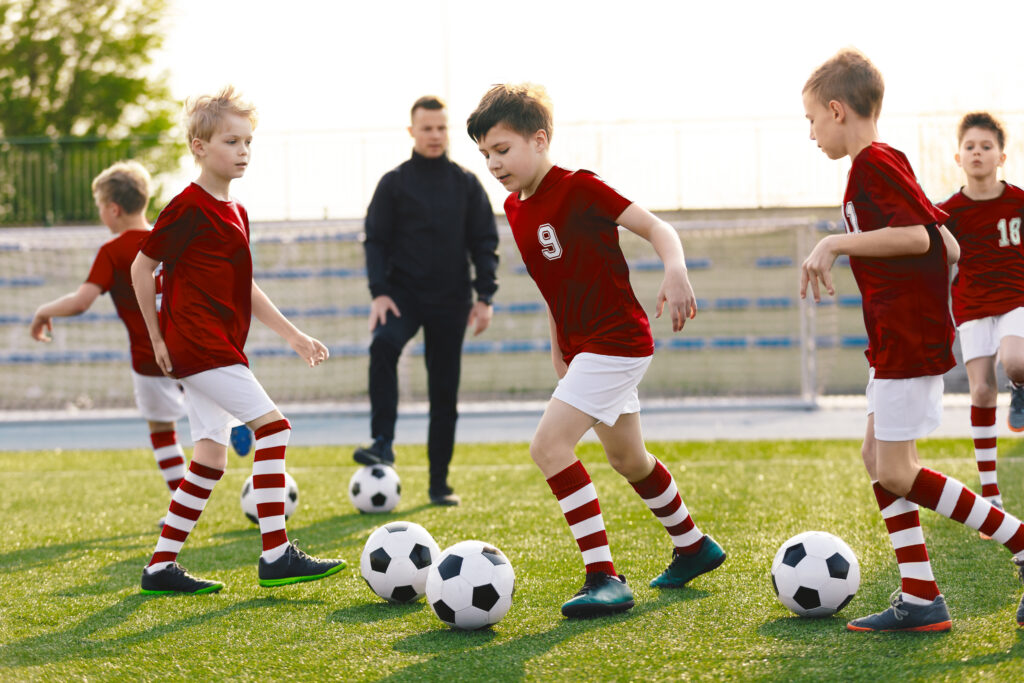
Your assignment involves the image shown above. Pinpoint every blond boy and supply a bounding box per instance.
[133,86,344,594]
[801,48,1024,631]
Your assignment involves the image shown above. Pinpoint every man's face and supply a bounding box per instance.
[409,107,449,158]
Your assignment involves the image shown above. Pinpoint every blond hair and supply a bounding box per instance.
[803,48,884,120]
[185,85,258,159]
[91,160,151,214]
[467,83,553,143]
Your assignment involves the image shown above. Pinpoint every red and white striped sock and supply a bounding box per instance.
[906,467,1024,555]
[872,482,940,605]
[970,405,1001,505]
[146,460,223,572]
[630,458,704,554]
[546,460,615,576]
[150,430,186,492]
[253,419,291,563]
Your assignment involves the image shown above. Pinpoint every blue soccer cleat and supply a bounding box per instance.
[560,572,634,618]
[230,424,253,456]
[650,535,726,588]
[847,589,951,632]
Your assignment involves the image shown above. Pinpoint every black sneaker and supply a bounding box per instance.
[560,572,634,618]
[258,543,346,587]
[353,437,395,466]
[140,562,224,595]
[429,485,461,506]
[847,589,951,632]
[1009,383,1024,432]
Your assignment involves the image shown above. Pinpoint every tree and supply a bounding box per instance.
[0,0,182,224]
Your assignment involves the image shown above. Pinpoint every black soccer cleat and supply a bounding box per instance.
[353,437,395,466]
[846,589,951,632]
[258,543,346,587]
[429,484,461,506]
[140,562,224,595]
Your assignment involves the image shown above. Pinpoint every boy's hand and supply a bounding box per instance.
[30,314,52,342]
[655,267,697,332]
[369,295,400,332]
[152,339,174,377]
[291,334,329,367]
[467,300,493,336]
[800,236,838,302]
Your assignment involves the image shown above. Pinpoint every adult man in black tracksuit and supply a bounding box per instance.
[354,95,499,506]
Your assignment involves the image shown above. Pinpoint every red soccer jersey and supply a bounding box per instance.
[86,229,162,376]
[503,166,653,364]
[141,183,253,378]
[937,182,1024,325]
[842,142,955,379]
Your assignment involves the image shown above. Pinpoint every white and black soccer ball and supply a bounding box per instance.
[349,465,401,513]
[240,471,299,525]
[360,521,441,603]
[771,530,860,617]
[425,540,515,630]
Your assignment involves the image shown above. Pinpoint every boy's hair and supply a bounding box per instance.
[803,48,884,120]
[185,85,258,158]
[91,160,151,214]
[958,111,1006,149]
[411,95,446,120]
[466,83,553,143]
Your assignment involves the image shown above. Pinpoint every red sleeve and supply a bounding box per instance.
[574,172,633,223]
[142,195,198,264]
[85,243,115,293]
[862,158,947,228]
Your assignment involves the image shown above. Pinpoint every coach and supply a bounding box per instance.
[354,95,499,506]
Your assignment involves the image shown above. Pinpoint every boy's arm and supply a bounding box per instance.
[800,225,931,302]
[615,203,697,331]
[251,281,328,367]
[546,306,567,379]
[29,284,102,341]
[939,225,960,265]
[131,252,173,375]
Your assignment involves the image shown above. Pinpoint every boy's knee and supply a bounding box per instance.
[1003,360,1024,385]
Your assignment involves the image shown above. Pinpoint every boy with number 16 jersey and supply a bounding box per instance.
[937,113,1024,517]
[468,84,725,619]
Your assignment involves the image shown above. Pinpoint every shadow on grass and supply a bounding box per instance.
[328,601,426,625]
[0,533,145,573]
[379,584,705,680]
[0,593,318,669]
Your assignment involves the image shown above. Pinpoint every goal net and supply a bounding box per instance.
[0,216,870,413]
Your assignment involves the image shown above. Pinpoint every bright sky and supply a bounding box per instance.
[159,0,1024,131]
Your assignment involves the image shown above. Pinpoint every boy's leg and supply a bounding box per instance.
[534,399,633,617]
[141,439,226,595]
[133,372,187,493]
[148,422,186,492]
[1000,333,1024,432]
[594,413,724,588]
[965,356,1001,511]
[357,296,422,465]
[422,301,471,504]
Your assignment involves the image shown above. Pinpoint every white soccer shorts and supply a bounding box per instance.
[131,370,187,423]
[957,306,1024,363]
[552,352,652,426]
[180,364,276,445]
[866,367,943,441]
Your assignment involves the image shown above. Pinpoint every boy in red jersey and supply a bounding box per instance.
[801,49,1024,631]
[937,113,1024,518]
[132,86,344,595]
[30,161,189,504]
[467,84,725,619]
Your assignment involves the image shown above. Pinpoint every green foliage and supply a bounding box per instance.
[0,439,1022,680]
[0,0,182,225]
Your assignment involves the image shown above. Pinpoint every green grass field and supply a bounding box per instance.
[2,438,1023,681]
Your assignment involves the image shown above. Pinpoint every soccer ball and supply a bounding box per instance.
[771,530,860,617]
[240,472,299,525]
[360,521,441,603]
[425,540,515,630]
[349,465,401,513]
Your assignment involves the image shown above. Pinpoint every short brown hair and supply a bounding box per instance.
[803,48,884,120]
[185,85,257,159]
[958,111,1006,149]
[411,95,446,120]
[466,83,553,143]
[91,160,151,214]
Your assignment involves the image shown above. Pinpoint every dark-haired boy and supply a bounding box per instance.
[801,48,1024,631]
[937,112,1024,519]
[467,83,725,619]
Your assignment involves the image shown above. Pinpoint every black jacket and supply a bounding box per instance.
[364,151,499,306]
